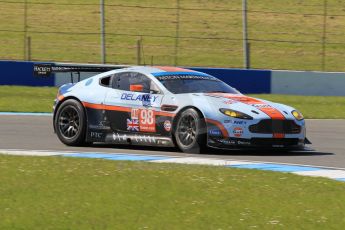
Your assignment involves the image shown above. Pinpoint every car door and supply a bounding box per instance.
[103,71,164,134]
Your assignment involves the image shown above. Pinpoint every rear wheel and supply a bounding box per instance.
[54,99,86,146]
[174,108,206,153]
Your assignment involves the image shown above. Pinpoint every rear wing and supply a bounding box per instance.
[33,62,128,83]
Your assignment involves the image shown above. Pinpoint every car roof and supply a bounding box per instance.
[124,66,210,77]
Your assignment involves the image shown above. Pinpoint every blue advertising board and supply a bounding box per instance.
[0,61,271,93]
[0,61,54,86]
[189,67,271,94]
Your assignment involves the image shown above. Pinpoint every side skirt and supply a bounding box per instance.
[87,130,175,147]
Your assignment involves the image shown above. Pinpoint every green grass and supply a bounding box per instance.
[0,86,57,113]
[1,86,345,118]
[1,0,345,71]
[0,155,344,229]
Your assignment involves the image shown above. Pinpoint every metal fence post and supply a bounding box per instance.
[27,36,31,61]
[321,0,328,71]
[23,0,28,60]
[137,38,141,65]
[242,0,250,69]
[174,0,180,66]
[100,0,106,64]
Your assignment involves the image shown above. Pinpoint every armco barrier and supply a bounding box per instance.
[0,61,271,94]
[1,60,345,95]
[189,67,271,94]
[0,61,54,86]
[271,70,345,96]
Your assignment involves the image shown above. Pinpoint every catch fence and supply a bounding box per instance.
[0,0,345,71]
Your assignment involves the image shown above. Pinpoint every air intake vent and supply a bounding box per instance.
[161,104,178,112]
[249,119,301,134]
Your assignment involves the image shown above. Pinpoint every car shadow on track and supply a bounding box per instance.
[83,143,333,157]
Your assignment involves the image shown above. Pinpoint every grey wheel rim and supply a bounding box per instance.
[58,106,80,139]
[177,114,197,147]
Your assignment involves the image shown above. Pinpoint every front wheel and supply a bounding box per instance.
[174,108,206,154]
[54,99,86,146]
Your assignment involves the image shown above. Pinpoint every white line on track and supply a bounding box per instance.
[1,148,345,171]
[2,149,345,181]
[293,170,345,179]
[153,157,259,166]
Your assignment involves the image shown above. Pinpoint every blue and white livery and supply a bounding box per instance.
[53,66,308,153]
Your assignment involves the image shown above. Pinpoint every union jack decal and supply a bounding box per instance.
[127,119,139,132]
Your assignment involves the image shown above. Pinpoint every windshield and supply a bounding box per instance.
[155,74,240,94]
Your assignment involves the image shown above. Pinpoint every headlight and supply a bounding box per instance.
[219,108,253,120]
[292,110,304,120]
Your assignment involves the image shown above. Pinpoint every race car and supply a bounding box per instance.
[53,66,308,153]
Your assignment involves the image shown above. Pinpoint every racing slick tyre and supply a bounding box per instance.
[54,99,87,146]
[174,108,206,154]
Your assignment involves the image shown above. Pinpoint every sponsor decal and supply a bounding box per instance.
[209,129,222,136]
[233,120,247,125]
[121,93,159,104]
[139,109,156,132]
[233,127,243,137]
[112,133,127,142]
[131,108,139,119]
[90,132,103,139]
[223,100,236,105]
[218,139,237,145]
[142,94,152,107]
[224,120,232,124]
[133,135,156,143]
[164,120,172,132]
[252,104,271,108]
[211,137,251,146]
[127,119,139,132]
[89,121,110,130]
[130,108,156,133]
[155,75,216,81]
[112,132,156,143]
[237,140,251,145]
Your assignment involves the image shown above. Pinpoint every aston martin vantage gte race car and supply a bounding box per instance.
[52,66,308,153]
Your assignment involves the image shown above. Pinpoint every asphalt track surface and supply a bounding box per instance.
[0,115,344,169]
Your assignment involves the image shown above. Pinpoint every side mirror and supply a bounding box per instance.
[130,84,144,92]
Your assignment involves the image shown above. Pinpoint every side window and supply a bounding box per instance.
[99,75,113,87]
[128,73,151,93]
[111,72,161,94]
[111,73,122,89]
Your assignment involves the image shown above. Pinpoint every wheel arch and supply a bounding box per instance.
[53,96,88,133]
[172,106,208,134]
[171,106,208,153]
